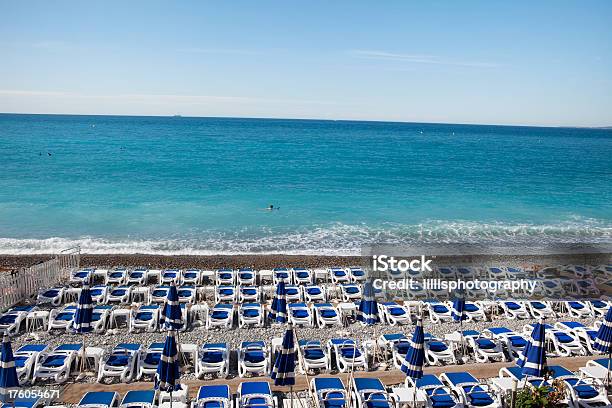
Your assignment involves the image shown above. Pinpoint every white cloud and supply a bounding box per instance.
[348,50,499,68]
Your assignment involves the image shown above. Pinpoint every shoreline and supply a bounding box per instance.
[0,254,363,269]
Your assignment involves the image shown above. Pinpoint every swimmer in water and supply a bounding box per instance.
[266,204,279,211]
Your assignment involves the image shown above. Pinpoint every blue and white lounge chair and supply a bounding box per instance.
[48,305,77,332]
[527,300,556,319]
[127,267,148,285]
[193,385,231,408]
[349,267,367,283]
[196,343,229,379]
[440,372,499,408]
[588,299,610,317]
[340,284,362,302]
[129,305,159,333]
[456,266,477,280]
[313,303,341,328]
[119,390,157,408]
[273,268,292,285]
[377,333,411,369]
[288,303,313,327]
[91,305,113,333]
[565,301,593,319]
[425,333,457,366]
[106,268,128,285]
[239,286,261,302]
[161,268,181,285]
[36,286,64,306]
[106,285,131,304]
[215,286,236,303]
[239,303,264,328]
[555,321,599,354]
[547,325,588,357]
[97,343,141,383]
[182,268,202,285]
[13,344,48,383]
[499,301,530,320]
[32,343,82,384]
[237,268,256,285]
[462,302,487,322]
[237,381,278,408]
[564,265,591,278]
[0,398,44,408]
[378,301,411,326]
[487,267,506,280]
[177,285,196,303]
[284,285,302,302]
[327,339,367,373]
[0,305,37,336]
[304,285,326,303]
[136,342,164,380]
[437,266,457,279]
[350,378,392,408]
[90,285,109,304]
[293,268,313,285]
[498,366,550,390]
[405,374,462,408]
[425,301,453,323]
[329,268,350,284]
[298,340,329,373]
[549,365,611,408]
[238,341,270,377]
[207,304,234,329]
[216,269,235,285]
[70,268,93,286]
[461,330,506,363]
[77,391,119,408]
[483,327,528,361]
[150,285,170,303]
[310,377,347,408]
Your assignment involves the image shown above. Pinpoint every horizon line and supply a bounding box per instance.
[0,111,610,130]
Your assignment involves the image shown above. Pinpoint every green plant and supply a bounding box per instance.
[514,380,566,408]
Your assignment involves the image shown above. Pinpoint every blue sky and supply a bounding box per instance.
[1,1,611,126]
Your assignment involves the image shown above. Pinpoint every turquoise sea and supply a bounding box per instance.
[0,114,611,254]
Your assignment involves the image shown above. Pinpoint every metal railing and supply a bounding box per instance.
[0,246,80,311]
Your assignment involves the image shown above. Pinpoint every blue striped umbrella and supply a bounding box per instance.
[451,295,466,322]
[155,330,182,392]
[271,323,296,386]
[0,335,19,402]
[521,319,547,377]
[401,317,425,379]
[270,282,287,323]
[73,282,93,333]
[357,280,379,325]
[160,283,183,331]
[594,307,612,354]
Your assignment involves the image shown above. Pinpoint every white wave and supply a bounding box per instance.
[0,219,611,255]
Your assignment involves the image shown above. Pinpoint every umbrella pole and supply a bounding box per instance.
[607,351,611,387]
[292,326,313,408]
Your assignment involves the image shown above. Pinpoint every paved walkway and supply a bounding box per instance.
[60,355,595,404]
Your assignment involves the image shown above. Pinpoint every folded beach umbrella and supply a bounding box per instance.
[155,330,182,392]
[269,282,287,323]
[160,282,183,331]
[594,307,612,353]
[271,323,296,386]
[401,316,425,379]
[521,319,547,377]
[73,281,93,333]
[356,280,379,325]
[0,335,19,402]
[451,294,466,322]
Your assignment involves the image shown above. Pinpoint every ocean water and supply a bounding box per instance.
[0,113,611,255]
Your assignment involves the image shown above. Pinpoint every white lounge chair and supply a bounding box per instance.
[90,285,109,304]
[273,268,292,285]
[182,268,201,285]
[150,286,170,303]
[91,305,113,333]
[97,343,141,383]
[207,303,234,329]
[237,381,278,408]
[237,268,256,285]
[196,343,230,379]
[348,267,367,283]
[378,301,411,326]
[238,341,270,378]
[565,300,594,319]
[293,267,313,285]
[285,285,302,302]
[161,268,181,285]
[304,285,326,303]
[440,372,500,408]
[77,391,119,408]
[483,327,528,361]
[327,338,367,373]
[136,342,164,380]
[499,301,530,319]
[215,285,236,303]
[313,303,341,328]
[119,390,158,408]
[238,286,260,303]
[310,377,347,408]
[425,333,457,366]
[127,268,147,285]
[288,302,313,327]
[350,378,392,408]
[129,305,160,333]
[527,300,556,319]
[106,285,131,304]
[298,340,329,373]
[461,330,506,363]
[405,374,462,408]
[0,305,37,336]
[339,284,362,302]
[239,303,264,328]
[177,285,196,303]
[193,385,231,408]
[550,365,610,408]
[106,268,128,285]
[32,343,82,384]
[329,267,350,284]
[425,301,453,323]
[48,305,77,332]
[216,269,235,285]
[36,286,65,306]
[14,344,48,384]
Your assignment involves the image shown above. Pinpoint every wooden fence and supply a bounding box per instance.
[0,248,80,311]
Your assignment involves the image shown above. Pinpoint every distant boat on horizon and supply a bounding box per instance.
[172,114,182,118]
